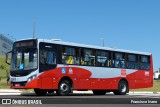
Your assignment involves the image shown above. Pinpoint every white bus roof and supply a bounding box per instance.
[37,39,151,55]
[15,38,151,55]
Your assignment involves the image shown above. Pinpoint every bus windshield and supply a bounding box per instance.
[11,47,38,71]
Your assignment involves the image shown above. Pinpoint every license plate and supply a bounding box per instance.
[11,78,16,81]
[15,84,20,87]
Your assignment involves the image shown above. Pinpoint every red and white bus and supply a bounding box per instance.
[6,39,153,96]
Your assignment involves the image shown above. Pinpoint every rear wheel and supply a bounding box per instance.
[34,89,47,96]
[56,80,71,96]
[113,80,128,95]
[92,90,106,95]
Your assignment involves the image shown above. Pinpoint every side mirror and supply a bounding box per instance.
[6,51,12,65]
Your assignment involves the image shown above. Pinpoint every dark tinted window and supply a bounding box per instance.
[140,55,150,70]
[81,49,95,66]
[113,52,126,68]
[127,54,139,69]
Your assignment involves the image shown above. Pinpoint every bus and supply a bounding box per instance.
[6,38,153,96]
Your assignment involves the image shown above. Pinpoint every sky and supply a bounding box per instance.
[0,0,160,70]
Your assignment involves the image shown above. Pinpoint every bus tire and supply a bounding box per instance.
[92,90,106,95]
[113,80,128,95]
[34,89,47,96]
[56,80,71,96]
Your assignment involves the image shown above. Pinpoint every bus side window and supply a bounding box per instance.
[46,51,56,64]
[84,49,95,66]
[80,49,84,65]
[127,54,138,69]
[80,57,84,65]
[74,48,80,65]
[40,50,56,65]
[97,50,108,67]
[40,50,46,64]
[140,55,150,70]
[114,52,125,68]
[62,46,80,65]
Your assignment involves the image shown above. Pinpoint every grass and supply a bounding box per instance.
[0,56,10,79]
[0,78,9,89]
[131,80,160,93]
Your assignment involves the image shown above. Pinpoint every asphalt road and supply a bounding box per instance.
[0,93,160,107]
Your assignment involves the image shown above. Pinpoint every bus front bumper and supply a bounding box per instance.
[10,78,40,89]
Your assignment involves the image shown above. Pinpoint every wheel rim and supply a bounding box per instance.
[60,83,68,93]
[120,83,126,93]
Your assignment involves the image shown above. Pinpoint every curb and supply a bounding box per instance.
[129,91,153,94]
[73,91,156,94]
[73,90,93,94]
[0,93,21,95]
[0,89,22,93]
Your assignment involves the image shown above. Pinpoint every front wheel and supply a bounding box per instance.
[34,89,47,96]
[56,80,71,96]
[113,80,128,95]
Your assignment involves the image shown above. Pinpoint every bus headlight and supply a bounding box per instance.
[27,75,37,83]
[32,75,36,79]
[28,78,32,82]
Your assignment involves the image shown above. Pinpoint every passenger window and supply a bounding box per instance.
[40,50,56,65]
[140,56,150,70]
[62,46,80,65]
[127,54,138,69]
[113,52,125,68]
[81,49,95,66]
[46,51,56,64]
[97,51,110,67]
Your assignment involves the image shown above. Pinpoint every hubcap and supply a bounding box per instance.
[60,83,68,92]
[120,83,126,93]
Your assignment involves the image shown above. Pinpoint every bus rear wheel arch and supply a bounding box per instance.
[113,79,129,95]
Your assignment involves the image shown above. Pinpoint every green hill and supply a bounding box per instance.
[0,56,10,79]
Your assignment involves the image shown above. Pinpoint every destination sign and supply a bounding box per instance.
[15,41,35,47]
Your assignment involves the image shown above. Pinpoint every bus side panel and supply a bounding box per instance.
[126,72,135,89]
[75,67,92,89]
[41,77,53,89]
[90,78,102,89]
[134,70,153,89]
[107,78,118,90]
